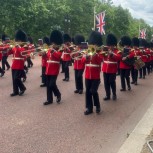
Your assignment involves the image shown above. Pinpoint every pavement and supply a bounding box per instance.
[1,56,153,153]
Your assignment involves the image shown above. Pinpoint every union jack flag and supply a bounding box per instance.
[95,11,106,35]
[139,28,146,39]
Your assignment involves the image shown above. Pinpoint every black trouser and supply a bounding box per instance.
[27,57,33,68]
[74,69,84,91]
[63,61,70,79]
[103,73,116,97]
[42,66,46,85]
[12,70,26,94]
[24,65,28,72]
[117,61,120,75]
[46,75,61,102]
[0,67,4,74]
[131,66,135,82]
[85,79,100,111]
[22,69,26,79]
[146,62,150,75]
[139,63,146,78]
[2,56,10,70]
[60,59,65,72]
[150,60,153,72]
[133,69,138,83]
[120,69,131,90]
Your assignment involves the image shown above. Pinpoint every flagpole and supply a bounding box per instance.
[93,6,96,31]
[138,22,140,38]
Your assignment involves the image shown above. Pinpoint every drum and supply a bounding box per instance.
[134,57,145,70]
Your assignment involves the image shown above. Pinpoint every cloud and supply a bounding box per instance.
[112,0,153,26]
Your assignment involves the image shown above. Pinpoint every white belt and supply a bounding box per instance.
[63,53,70,55]
[75,58,81,60]
[12,57,24,60]
[86,64,100,67]
[47,60,60,64]
[104,61,117,64]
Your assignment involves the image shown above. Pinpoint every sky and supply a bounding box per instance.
[112,0,153,27]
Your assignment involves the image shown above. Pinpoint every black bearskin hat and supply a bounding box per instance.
[88,31,103,46]
[74,34,85,45]
[150,42,153,48]
[120,36,131,47]
[15,29,27,42]
[28,36,33,44]
[145,41,150,48]
[63,34,71,43]
[139,39,146,48]
[106,33,117,46]
[132,37,139,47]
[43,36,50,46]
[2,34,7,41]
[50,30,63,45]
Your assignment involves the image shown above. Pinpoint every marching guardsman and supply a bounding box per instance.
[150,42,153,72]
[117,36,134,91]
[27,36,34,68]
[8,29,27,96]
[139,39,147,79]
[100,33,120,100]
[1,34,10,71]
[145,42,151,75]
[81,31,102,115]
[39,36,50,87]
[0,51,5,77]
[62,34,72,81]
[73,34,85,94]
[43,30,63,105]
[130,37,141,85]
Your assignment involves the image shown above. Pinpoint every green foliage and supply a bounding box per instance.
[0,0,152,42]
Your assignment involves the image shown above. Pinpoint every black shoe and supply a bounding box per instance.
[74,90,79,93]
[40,84,46,87]
[43,101,53,105]
[22,77,26,82]
[65,78,69,81]
[0,71,5,77]
[120,89,126,91]
[19,88,26,96]
[112,95,117,100]
[63,78,69,81]
[7,66,10,70]
[96,107,101,114]
[79,90,83,94]
[84,110,93,115]
[128,87,131,91]
[10,93,18,96]
[103,96,110,101]
[134,82,138,85]
[131,81,135,84]
[143,76,145,79]
[56,95,61,103]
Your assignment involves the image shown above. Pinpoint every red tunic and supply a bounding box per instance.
[62,46,71,61]
[82,53,102,79]
[8,46,26,70]
[45,49,62,75]
[118,49,135,69]
[73,49,85,70]
[101,49,120,73]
